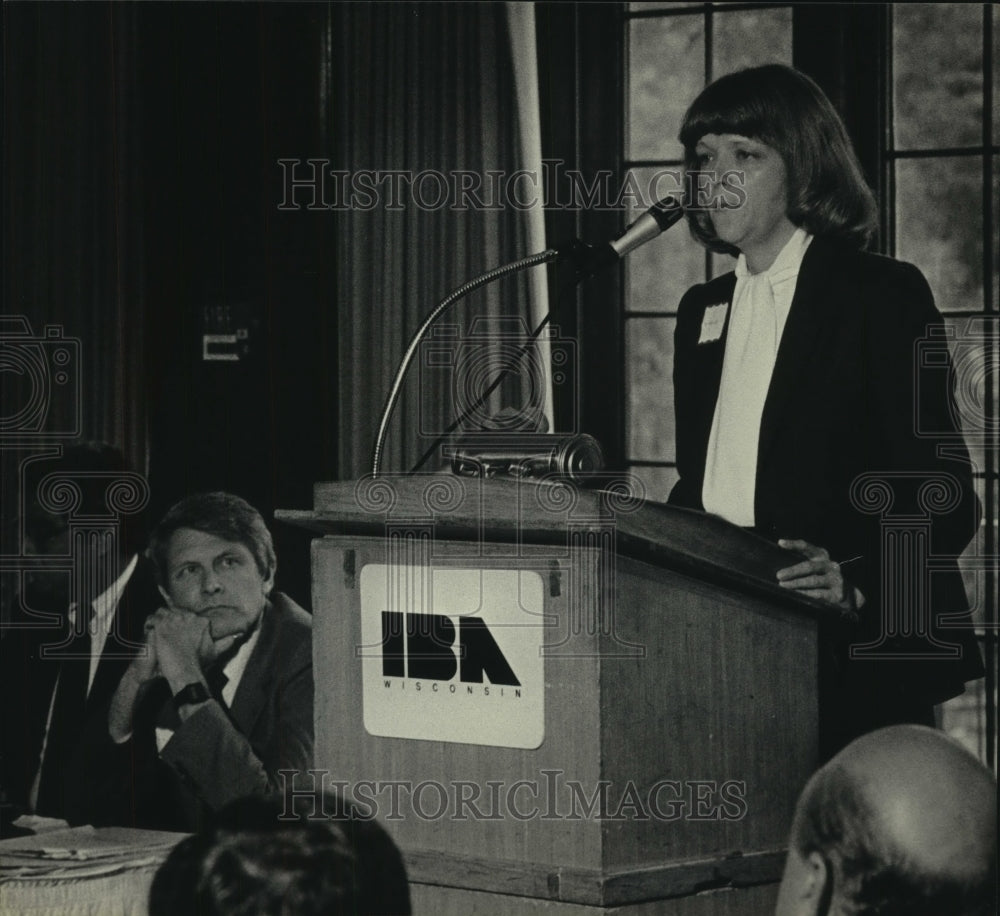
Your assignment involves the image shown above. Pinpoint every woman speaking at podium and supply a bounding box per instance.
[666,64,983,757]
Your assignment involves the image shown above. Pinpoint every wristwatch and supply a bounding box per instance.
[172,681,211,712]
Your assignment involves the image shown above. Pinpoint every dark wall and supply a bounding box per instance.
[4,2,340,608]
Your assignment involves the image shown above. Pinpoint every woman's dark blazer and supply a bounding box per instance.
[668,235,984,727]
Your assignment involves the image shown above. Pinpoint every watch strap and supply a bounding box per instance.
[172,681,211,711]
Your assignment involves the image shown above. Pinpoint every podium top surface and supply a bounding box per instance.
[276,476,837,619]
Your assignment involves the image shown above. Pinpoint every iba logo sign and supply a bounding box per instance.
[360,566,545,748]
[380,612,521,685]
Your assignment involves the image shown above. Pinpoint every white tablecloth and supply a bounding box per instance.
[0,826,186,916]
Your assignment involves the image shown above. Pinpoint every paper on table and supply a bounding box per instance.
[0,857,165,880]
[10,813,71,834]
[0,825,184,878]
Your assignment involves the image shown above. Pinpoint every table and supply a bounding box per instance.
[0,826,186,916]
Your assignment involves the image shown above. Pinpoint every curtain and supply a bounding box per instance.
[325,3,540,479]
[2,3,147,472]
[507,1,553,433]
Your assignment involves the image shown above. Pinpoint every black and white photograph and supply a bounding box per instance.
[1,3,997,914]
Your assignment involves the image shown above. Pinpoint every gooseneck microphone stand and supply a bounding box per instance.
[370,248,561,478]
[370,197,685,478]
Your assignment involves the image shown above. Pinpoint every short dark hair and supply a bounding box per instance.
[149,792,412,916]
[21,441,147,556]
[147,492,276,587]
[794,765,997,916]
[679,64,877,254]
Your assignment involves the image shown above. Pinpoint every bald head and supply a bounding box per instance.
[830,726,995,880]
[776,726,997,916]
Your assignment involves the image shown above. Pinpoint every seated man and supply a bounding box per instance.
[1,442,160,829]
[148,790,411,916]
[775,725,996,916]
[96,491,312,831]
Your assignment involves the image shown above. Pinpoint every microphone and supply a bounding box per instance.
[561,195,685,279]
[450,432,606,484]
[609,195,685,258]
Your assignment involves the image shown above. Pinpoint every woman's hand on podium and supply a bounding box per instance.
[776,538,863,614]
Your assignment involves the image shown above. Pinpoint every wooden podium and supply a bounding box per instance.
[278,475,832,915]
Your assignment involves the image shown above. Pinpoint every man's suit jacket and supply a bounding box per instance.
[0,555,161,823]
[84,591,313,832]
[668,237,983,745]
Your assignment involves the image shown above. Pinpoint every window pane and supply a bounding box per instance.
[710,251,736,278]
[893,4,983,150]
[944,475,995,767]
[994,8,999,145]
[628,2,703,10]
[942,316,998,477]
[627,229,706,313]
[625,464,679,506]
[895,157,982,312]
[625,167,706,312]
[713,7,792,77]
[628,14,704,160]
[940,674,992,763]
[958,477,995,628]
[626,317,675,462]
[994,156,999,306]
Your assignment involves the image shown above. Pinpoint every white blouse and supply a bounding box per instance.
[702,227,813,526]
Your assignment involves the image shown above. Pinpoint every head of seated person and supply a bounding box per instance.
[775,725,996,916]
[21,440,145,611]
[149,790,411,916]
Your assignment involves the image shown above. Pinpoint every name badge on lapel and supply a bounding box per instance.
[698,302,728,344]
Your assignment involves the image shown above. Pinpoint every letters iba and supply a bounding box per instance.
[381,611,521,686]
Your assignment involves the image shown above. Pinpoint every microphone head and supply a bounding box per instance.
[647,195,685,231]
